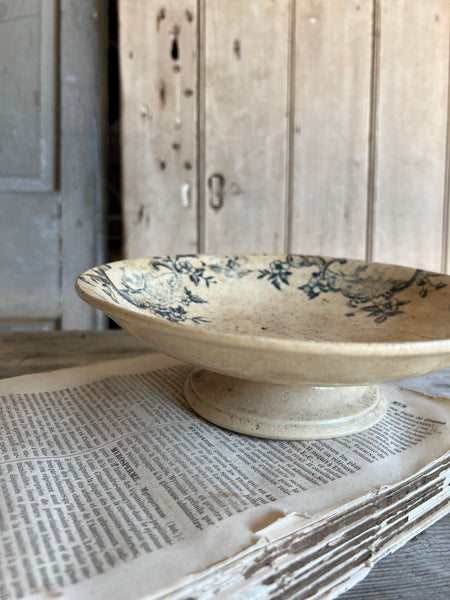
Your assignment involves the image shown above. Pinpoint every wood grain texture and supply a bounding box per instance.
[0,330,151,379]
[339,513,450,599]
[0,320,58,333]
[202,0,290,253]
[60,0,108,329]
[120,0,198,257]
[0,0,107,331]
[372,0,449,271]
[290,0,372,259]
[118,0,450,273]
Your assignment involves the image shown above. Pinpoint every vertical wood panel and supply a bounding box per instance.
[0,0,57,191]
[291,0,372,259]
[203,0,290,253]
[0,0,60,331]
[373,0,449,271]
[0,195,60,319]
[120,0,198,257]
[60,0,108,329]
[0,0,107,331]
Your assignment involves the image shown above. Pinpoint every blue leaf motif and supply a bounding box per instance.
[79,254,448,326]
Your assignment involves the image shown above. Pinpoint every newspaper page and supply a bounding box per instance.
[0,354,449,600]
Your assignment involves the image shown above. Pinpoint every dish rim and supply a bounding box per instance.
[75,255,450,359]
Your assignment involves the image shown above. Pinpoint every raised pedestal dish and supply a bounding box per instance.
[76,254,450,440]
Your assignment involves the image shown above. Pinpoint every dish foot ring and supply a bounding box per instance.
[185,369,388,440]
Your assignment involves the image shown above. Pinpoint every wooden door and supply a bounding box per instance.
[120,0,450,273]
[0,0,107,330]
[202,0,291,253]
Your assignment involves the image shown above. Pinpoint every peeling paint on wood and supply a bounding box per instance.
[233,38,241,60]
[203,0,290,253]
[120,0,198,256]
[120,0,450,274]
[156,7,165,31]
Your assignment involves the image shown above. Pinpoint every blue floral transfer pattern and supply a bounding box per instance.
[77,254,447,326]
[78,256,212,324]
[256,255,447,323]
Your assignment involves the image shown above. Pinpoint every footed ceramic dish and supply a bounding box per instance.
[76,254,450,440]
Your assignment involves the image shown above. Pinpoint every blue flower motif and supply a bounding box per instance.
[79,255,448,326]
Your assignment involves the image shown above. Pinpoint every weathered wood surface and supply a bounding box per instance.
[0,0,56,192]
[60,0,109,329]
[372,0,450,271]
[120,0,450,273]
[0,0,108,331]
[119,0,198,256]
[0,1,60,328]
[0,331,448,598]
[0,330,151,380]
[291,0,372,259]
[339,513,450,599]
[0,195,60,323]
[202,0,290,253]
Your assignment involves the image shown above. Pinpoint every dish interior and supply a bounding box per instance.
[76,254,450,345]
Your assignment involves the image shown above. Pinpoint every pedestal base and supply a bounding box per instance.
[185,369,388,440]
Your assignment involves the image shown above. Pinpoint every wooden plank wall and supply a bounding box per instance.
[202,0,290,253]
[120,1,198,257]
[120,0,450,272]
[373,0,449,271]
[291,0,372,259]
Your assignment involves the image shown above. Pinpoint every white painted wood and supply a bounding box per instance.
[119,0,198,257]
[118,0,450,274]
[290,0,372,259]
[202,0,290,253]
[0,0,56,192]
[372,0,449,271]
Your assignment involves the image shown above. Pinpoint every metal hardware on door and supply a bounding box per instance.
[181,182,191,208]
[208,173,225,210]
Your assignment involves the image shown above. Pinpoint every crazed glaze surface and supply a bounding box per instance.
[76,254,450,344]
[76,255,450,439]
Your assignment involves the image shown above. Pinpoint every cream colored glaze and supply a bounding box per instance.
[76,254,450,439]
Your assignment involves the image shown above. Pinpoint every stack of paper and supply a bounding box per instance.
[0,354,448,600]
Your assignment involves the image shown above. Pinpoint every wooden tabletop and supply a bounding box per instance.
[1,330,449,599]
[0,330,152,379]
